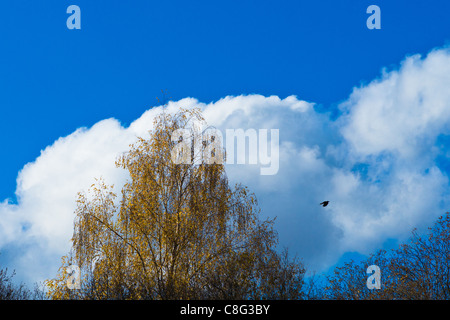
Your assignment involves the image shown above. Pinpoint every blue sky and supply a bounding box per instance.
[2,0,449,200]
[1,1,450,285]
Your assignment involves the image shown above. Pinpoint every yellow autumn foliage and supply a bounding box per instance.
[45,107,305,300]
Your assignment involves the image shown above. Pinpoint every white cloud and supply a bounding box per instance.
[0,118,156,282]
[331,47,450,253]
[1,47,450,284]
[341,48,450,159]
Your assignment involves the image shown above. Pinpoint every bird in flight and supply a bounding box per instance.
[320,201,329,207]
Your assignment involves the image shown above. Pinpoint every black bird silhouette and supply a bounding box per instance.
[320,201,329,207]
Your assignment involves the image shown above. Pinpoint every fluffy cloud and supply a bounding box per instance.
[1,46,450,284]
[341,48,450,159]
[333,47,450,254]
